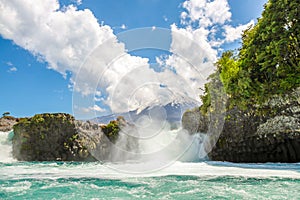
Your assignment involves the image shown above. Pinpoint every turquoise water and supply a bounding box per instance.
[0,162,299,199]
[1,132,300,199]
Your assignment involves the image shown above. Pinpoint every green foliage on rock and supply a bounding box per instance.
[101,120,120,143]
[200,83,211,114]
[12,113,78,161]
[11,113,126,162]
[217,51,240,96]
[200,71,227,114]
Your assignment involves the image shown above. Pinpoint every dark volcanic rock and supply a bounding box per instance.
[12,113,139,162]
[12,113,106,161]
[182,88,300,163]
[74,120,112,161]
[12,113,94,161]
[182,108,208,134]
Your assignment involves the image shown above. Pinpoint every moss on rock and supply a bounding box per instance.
[12,113,100,161]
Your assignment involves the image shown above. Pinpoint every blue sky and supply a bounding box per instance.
[0,0,267,118]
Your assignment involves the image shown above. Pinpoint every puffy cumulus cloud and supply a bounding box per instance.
[0,0,196,115]
[106,65,199,113]
[0,0,256,117]
[181,0,231,27]
[169,24,217,67]
[157,24,217,95]
[180,0,254,44]
[0,0,114,77]
[157,0,256,98]
[0,0,150,114]
[70,36,150,96]
[78,46,199,114]
[223,20,255,43]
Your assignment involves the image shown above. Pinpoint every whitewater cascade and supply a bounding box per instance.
[0,131,15,163]
[83,113,208,173]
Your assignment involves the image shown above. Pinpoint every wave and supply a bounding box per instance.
[0,161,299,181]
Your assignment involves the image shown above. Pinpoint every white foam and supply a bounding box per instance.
[0,129,299,180]
[0,131,15,163]
[0,161,299,180]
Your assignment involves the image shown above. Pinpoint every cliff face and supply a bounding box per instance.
[12,113,136,162]
[182,88,300,163]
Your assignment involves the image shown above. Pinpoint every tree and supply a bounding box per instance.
[215,0,300,109]
[216,51,240,96]
[2,112,10,117]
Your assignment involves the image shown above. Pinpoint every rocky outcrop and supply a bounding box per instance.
[12,113,89,161]
[12,113,137,162]
[0,116,18,132]
[183,88,300,163]
[182,108,208,134]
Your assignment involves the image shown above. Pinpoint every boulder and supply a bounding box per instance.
[12,113,93,161]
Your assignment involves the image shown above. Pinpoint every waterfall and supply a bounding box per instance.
[0,131,15,163]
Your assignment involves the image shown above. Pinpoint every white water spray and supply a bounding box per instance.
[96,113,208,173]
[0,131,15,163]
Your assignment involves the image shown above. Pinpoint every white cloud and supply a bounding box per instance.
[102,62,200,113]
[8,66,17,72]
[181,0,231,27]
[0,0,184,115]
[121,24,127,29]
[6,62,17,72]
[0,0,114,78]
[79,104,106,114]
[92,105,105,112]
[223,20,255,43]
[94,97,103,102]
[157,0,255,101]
[0,0,256,116]
[6,62,13,66]
[75,0,82,5]
[0,0,149,114]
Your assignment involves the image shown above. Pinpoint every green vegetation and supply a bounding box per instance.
[2,112,10,117]
[101,120,120,143]
[201,0,300,113]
